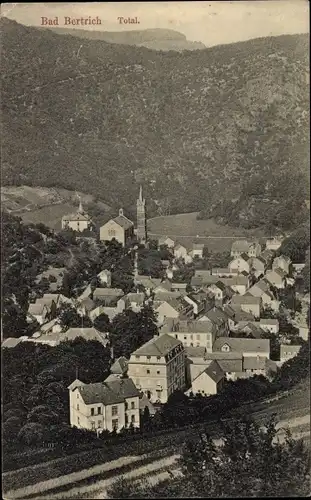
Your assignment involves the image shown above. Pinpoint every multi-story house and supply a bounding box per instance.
[68,377,141,433]
[266,237,283,251]
[161,318,217,350]
[220,276,250,295]
[158,236,175,248]
[272,255,291,275]
[127,334,185,404]
[154,297,194,324]
[92,288,124,306]
[186,360,225,397]
[248,279,280,312]
[62,199,93,232]
[99,209,134,246]
[265,268,287,289]
[230,294,262,318]
[248,256,267,278]
[279,344,301,364]
[231,240,261,259]
[190,243,205,259]
[174,243,192,264]
[27,293,73,324]
[228,253,250,274]
[213,336,270,359]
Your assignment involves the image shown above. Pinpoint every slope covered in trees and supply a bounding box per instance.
[2,18,309,229]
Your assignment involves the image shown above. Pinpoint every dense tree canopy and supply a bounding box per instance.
[108,416,310,498]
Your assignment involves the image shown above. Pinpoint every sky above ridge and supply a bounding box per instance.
[1,1,309,47]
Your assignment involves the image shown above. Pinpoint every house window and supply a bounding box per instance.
[157,370,160,374]
[77,404,79,411]
[131,402,135,409]
[175,335,178,339]
[112,406,118,416]
[77,393,79,399]
[112,419,119,430]
[108,229,116,237]
[156,390,162,399]
[157,356,161,360]
[77,417,80,425]
[135,355,140,360]
[91,421,95,430]
[131,414,135,423]
[125,402,128,410]
[147,369,150,374]
[97,407,101,415]
[91,408,95,416]
[147,356,151,360]
[125,414,129,425]
[196,334,200,340]
[98,421,102,428]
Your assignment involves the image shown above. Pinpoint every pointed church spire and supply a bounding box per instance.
[77,193,83,213]
[139,185,143,203]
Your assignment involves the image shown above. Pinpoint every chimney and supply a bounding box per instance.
[119,208,124,216]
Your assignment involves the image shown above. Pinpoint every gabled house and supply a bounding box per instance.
[280,344,301,364]
[186,360,225,396]
[266,237,283,251]
[248,256,267,278]
[77,297,96,317]
[99,209,134,247]
[154,298,194,323]
[190,243,205,259]
[265,268,287,289]
[205,306,229,336]
[211,268,239,278]
[260,249,275,267]
[97,269,112,287]
[92,288,124,306]
[89,305,122,322]
[230,294,262,318]
[258,318,279,334]
[134,275,162,295]
[117,292,145,312]
[27,327,109,348]
[110,356,129,378]
[213,337,270,359]
[184,291,211,316]
[163,318,217,351]
[219,276,250,295]
[174,243,192,264]
[206,281,233,306]
[231,240,261,258]
[228,253,250,274]
[27,293,72,325]
[158,236,175,248]
[68,377,141,432]
[127,334,185,403]
[153,279,173,294]
[171,283,188,294]
[247,279,280,312]
[272,255,291,275]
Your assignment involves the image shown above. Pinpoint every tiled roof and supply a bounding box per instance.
[90,306,119,322]
[173,319,214,333]
[39,327,109,347]
[78,378,140,405]
[125,292,145,304]
[68,379,86,390]
[213,337,270,354]
[185,346,207,358]
[239,252,251,262]
[272,267,287,278]
[171,283,187,289]
[28,302,47,315]
[112,214,134,230]
[154,292,182,302]
[221,276,249,286]
[259,318,279,325]
[193,243,204,250]
[217,358,243,373]
[93,288,124,296]
[206,307,228,326]
[202,360,224,383]
[62,211,91,222]
[2,337,24,348]
[231,240,250,252]
[132,334,182,356]
[231,295,261,305]
[206,351,243,361]
[79,297,95,311]
[135,276,162,289]
[111,356,129,375]
[243,356,267,370]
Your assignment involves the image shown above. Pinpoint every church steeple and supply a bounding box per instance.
[137,185,147,243]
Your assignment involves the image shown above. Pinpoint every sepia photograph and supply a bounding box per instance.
[1,1,310,498]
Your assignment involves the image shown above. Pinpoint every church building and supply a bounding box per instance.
[62,197,93,232]
[99,208,134,247]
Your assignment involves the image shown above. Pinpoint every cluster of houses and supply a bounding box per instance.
[3,190,308,434]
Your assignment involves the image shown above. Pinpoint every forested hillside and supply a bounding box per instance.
[2,18,309,229]
[45,27,206,51]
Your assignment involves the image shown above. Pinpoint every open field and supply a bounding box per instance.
[147,212,268,251]
[3,380,310,499]
[1,186,111,229]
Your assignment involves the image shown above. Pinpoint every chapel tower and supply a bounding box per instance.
[136,185,147,243]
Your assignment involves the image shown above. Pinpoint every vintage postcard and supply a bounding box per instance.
[1,1,310,498]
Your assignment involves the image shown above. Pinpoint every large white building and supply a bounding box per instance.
[62,198,93,232]
[127,334,185,404]
[68,377,141,433]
